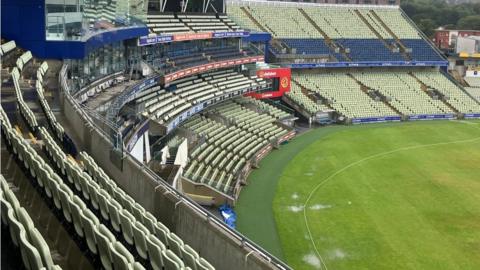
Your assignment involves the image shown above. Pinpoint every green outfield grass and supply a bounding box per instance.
[236,121,480,270]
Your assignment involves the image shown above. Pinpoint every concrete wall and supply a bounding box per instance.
[60,88,288,270]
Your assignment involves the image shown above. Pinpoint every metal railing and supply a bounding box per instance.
[60,63,292,270]
[60,65,124,152]
[105,75,162,124]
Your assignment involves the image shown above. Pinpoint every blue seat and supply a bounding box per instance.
[402,39,445,62]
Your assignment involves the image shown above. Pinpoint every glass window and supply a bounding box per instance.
[46,0,146,41]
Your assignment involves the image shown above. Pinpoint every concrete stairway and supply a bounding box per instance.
[354,10,394,52]
[369,10,411,61]
[298,8,352,61]
[408,72,460,113]
[347,73,404,117]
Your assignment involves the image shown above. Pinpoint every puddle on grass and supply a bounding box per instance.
[289,203,333,213]
[309,204,332,210]
[287,205,304,212]
[328,248,347,260]
[302,253,321,269]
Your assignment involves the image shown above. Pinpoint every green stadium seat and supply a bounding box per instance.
[167,232,184,258]
[80,208,100,255]
[119,208,136,246]
[162,249,184,270]
[86,180,101,211]
[146,234,166,270]
[154,221,170,246]
[7,205,21,247]
[107,197,122,234]
[69,195,86,238]
[97,189,111,221]
[29,227,55,270]
[110,241,136,270]
[58,184,73,223]
[196,257,215,270]
[182,244,200,269]
[94,224,116,270]
[19,229,44,270]
[132,221,150,260]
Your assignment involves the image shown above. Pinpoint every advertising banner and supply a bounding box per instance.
[246,68,291,99]
[163,55,265,84]
[126,121,150,151]
[212,31,250,38]
[138,31,250,46]
[352,116,402,124]
[173,32,213,42]
[289,61,449,69]
[463,113,480,119]
[138,35,174,46]
[408,114,456,120]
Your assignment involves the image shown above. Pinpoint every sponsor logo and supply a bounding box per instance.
[280,77,289,88]
[258,71,278,77]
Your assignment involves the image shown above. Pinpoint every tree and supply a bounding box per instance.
[457,15,480,29]
[417,19,437,36]
[401,0,480,37]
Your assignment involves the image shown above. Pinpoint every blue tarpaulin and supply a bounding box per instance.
[219,204,236,229]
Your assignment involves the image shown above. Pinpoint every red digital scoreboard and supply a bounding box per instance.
[245,67,291,99]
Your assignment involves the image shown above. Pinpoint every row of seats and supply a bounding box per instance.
[292,69,480,119]
[16,51,33,72]
[147,14,194,34]
[1,174,61,270]
[277,38,444,62]
[182,98,289,195]
[465,76,480,88]
[153,46,254,75]
[227,5,444,62]
[401,39,445,62]
[294,72,399,119]
[79,152,215,270]
[2,100,147,270]
[183,117,259,195]
[146,13,241,34]
[465,87,480,102]
[77,72,125,104]
[178,14,238,32]
[352,71,453,115]
[235,96,291,119]
[284,84,330,115]
[228,5,419,39]
[35,62,65,141]
[1,107,71,270]
[213,101,288,141]
[2,44,214,270]
[6,51,214,269]
[414,70,480,113]
[0,40,16,56]
[12,62,38,131]
[336,39,404,62]
[39,125,149,270]
[134,70,265,126]
[41,125,214,270]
